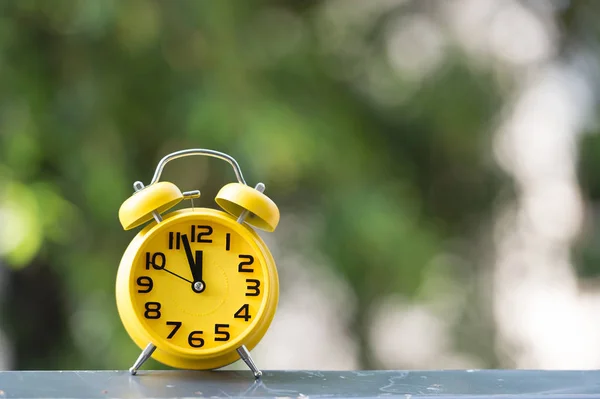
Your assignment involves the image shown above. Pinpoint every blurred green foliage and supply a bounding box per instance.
[0,0,516,370]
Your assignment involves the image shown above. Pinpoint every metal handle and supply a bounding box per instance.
[148,149,247,186]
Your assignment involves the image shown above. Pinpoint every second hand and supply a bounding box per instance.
[161,267,193,284]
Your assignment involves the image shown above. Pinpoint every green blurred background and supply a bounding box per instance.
[2,0,600,371]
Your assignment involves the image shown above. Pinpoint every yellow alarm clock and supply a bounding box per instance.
[116,149,280,378]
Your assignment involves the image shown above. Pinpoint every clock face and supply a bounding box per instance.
[129,215,269,355]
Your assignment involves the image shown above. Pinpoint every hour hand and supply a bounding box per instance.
[181,234,203,287]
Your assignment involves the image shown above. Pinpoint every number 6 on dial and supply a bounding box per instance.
[116,149,280,378]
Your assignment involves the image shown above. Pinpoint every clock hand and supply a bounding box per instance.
[181,234,205,293]
[162,267,193,284]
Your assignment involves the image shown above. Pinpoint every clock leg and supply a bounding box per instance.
[129,343,156,375]
[237,345,263,379]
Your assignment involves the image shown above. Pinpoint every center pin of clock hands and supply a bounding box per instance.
[181,234,206,293]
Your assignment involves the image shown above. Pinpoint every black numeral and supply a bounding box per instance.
[136,276,153,293]
[194,225,213,243]
[238,255,254,272]
[144,302,161,319]
[168,232,181,250]
[188,331,205,348]
[145,252,166,270]
[166,321,182,339]
[234,304,251,322]
[214,324,230,341]
[225,233,231,251]
[246,279,261,296]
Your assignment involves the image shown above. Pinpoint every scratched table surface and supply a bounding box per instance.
[0,370,598,399]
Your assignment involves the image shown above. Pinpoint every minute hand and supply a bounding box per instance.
[181,234,203,283]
